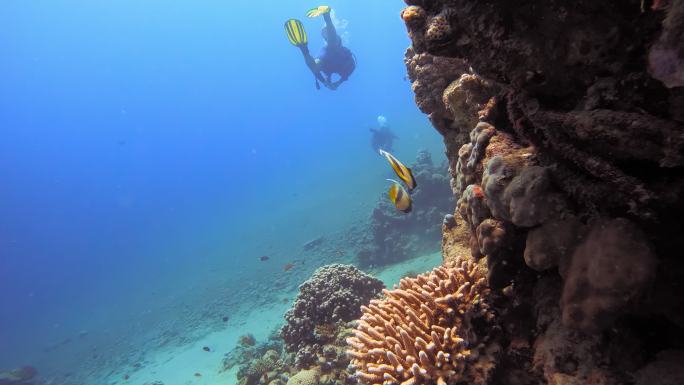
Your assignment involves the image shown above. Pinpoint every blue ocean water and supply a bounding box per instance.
[0,0,445,382]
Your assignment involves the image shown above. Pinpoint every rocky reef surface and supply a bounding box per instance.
[230,264,385,385]
[0,366,40,385]
[356,150,454,267]
[395,0,684,383]
[229,325,356,385]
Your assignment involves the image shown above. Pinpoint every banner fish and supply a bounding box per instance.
[379,149,417,192]
[387,179,412,213]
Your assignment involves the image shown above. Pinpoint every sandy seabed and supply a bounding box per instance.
[101,252,443,385]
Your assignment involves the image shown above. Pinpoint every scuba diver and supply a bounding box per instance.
[284,6,356,90]
[370,115,398,152]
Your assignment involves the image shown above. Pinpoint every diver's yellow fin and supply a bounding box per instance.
[284,19,308,46]
[305,5,331,18]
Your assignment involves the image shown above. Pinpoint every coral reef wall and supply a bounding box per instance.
[398,0,684,383]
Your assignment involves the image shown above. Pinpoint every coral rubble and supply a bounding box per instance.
[224,330,283,374]
[346,259,500,385]
[232,326,356,385]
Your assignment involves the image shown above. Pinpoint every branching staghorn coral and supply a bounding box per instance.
[346,259,499,385]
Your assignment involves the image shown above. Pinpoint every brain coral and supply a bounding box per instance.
[346,259,500,385]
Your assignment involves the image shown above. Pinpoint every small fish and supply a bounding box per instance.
[202,346,210,352]
[259,256,269,262]
[194,372,202,377]
[222,316,229,322]
[283,263,295,272]
[379,149,417,192]
[387,179,412,213]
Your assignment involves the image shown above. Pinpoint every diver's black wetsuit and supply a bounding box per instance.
[299,12,355,90]
[299,45,330,89]
[318,13,355,89]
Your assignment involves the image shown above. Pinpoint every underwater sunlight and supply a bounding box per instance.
[4,0,682,385]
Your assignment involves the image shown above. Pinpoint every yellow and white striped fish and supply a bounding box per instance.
[387,179,412,213]
[379,149,417,192]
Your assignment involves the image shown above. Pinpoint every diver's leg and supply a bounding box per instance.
[299,46,329,86]
[299,44,311,61]
[322,13,339,47]
[299,45,318,70]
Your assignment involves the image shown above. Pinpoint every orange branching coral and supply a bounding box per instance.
[346,259,499,385]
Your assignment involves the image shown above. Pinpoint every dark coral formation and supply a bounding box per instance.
[356,150,454,267]
[649,0,684,88]
[559,218,658,332]
[401,0,684,383]
[281,264,384,368]
[0,367,39,385]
